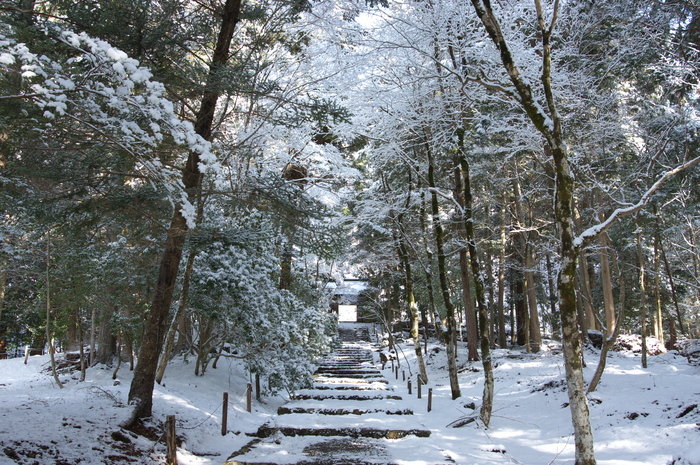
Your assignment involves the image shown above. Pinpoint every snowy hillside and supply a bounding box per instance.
[1,337,699,464]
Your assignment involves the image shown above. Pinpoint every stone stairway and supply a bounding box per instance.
[223,336,453,465]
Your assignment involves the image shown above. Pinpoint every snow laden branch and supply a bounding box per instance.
[0,28,221,226]
[574,153,700,249]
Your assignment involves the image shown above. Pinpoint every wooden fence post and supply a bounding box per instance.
[402,370,406,381]
[246,383,252,413]
[165,415,177,465]
[24,345,30,365]
[407,378,412,395]
[221,392,228,436]
[417,377,422,399]
[427,388,433,412]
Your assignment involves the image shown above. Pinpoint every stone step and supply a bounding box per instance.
[278,396,412,416]
[224,436,453,465]
[292,391,402,401]
[311,383,390,391]
[314,369,382,377]
[278,406,413,415]
[312,377,388,385]
[255,425,430,440]
[326,356,373,362]
[313,372,385,380]
[316,361,374,367]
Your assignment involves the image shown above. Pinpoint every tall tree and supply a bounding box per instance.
[126,0,243,423]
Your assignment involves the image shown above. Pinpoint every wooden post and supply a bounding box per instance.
[417,377,422,399]
[246,383,252,413]
[221,393,228,436]
[395,366,399,380]
[255,373,261,401]
[408,378,412,395]
[24,345,30,365]
[428,388,433,412]
[402,370,406,381]
[165,415,177,465]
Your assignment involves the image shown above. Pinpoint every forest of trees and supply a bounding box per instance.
[2,1,700,464]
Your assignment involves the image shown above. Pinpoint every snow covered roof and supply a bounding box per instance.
[327,279,370,296]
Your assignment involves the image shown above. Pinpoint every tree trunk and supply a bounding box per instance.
[279,240,293,290]
[89,308,96,365]
[484,226,496,348]
[546,254,560,338]
[427,147,460,400]
[393,169,429,383]
[587,243,626,394]
[455,165,480,361]
[95,307,116,366]
[397,237,429,384]
[78,307,86,382]
[420,188,446,344]
[598,232,617,334]
[467,1,596,460]
[459,251,479,359]
[458,152,493,427]
[46,232,63,389]
[513,271,528,347]
[512,176,540,351]
[156,246,198,384]
[653,236,664,345]
[0,266,7,359]
[637,226,648,369]
[126,0,243,424]
[657,229,686,338]
[497,199,508,348]
[511,181,529,348]
[525,244,541,352]
[574,204,597,333]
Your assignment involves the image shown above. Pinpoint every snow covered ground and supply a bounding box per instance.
[1,332,699,464]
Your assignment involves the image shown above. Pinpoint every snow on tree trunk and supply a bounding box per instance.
[467,0,597,461]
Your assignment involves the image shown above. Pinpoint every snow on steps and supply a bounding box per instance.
[278,398,413,416]
[223,436,454,465]
[224,338,451,465]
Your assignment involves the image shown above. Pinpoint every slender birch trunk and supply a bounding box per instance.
[467,1,596,461]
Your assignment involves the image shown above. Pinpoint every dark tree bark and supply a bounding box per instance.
[393,173,429,384]
[155,246,198,385]
[637,224,648,368]
[125,0,243,424]
[427,146,461,400]
[497,198,508,348]
[458,149,494,427]
[454,165,480,361]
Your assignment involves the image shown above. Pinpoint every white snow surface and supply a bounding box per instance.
[1,332,699,464]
